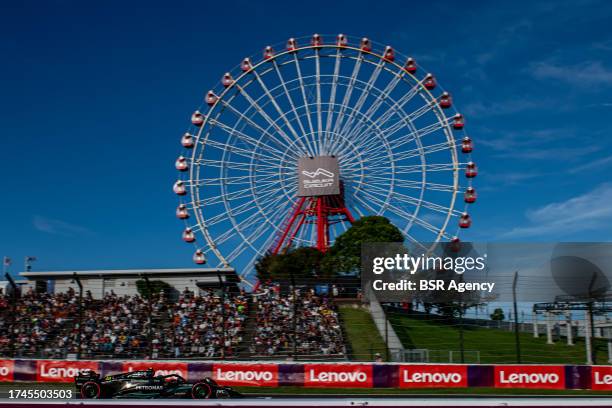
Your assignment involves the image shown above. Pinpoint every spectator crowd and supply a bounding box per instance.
[0,287,248,359]
[0,284,344,359]
[251,283,345,357]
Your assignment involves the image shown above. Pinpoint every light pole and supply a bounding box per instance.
[217,273,226,360]
[71,273,84,359]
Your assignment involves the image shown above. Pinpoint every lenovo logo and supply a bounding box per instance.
[308,369,368,383]
[499,371,560,384]
[216,369,274,382]
[213,364,278,387]
[494,366,564,389]
[304,364,372,388]
[399,365,467,388]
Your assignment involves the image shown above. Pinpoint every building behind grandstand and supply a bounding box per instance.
[8,268,240,298]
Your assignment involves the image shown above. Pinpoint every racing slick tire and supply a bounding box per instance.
[191,382,213,399]
[80,381,102,399]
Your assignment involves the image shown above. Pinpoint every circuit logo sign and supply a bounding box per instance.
[399,365,467,388]
[494,365,564,389]
[304,364,372,388]
[302,168,334,179]
[297,156,340,197]
[213,363,278,387]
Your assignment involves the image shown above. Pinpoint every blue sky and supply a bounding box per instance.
[1,0,612,273]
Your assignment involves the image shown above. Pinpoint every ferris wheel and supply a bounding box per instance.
[174,34,477,283]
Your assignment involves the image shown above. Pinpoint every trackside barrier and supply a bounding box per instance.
[0,359,608,390]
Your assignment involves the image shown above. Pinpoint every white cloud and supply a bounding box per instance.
[568,155,612,173]
[502,183,612,238]
[477,128,598,161]
[33,215,92,237]
[530,60,612,87]
[463,98,543,117]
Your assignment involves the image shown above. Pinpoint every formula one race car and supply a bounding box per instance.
[75,368,243,399]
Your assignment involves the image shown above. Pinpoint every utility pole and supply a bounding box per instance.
[217,273,226,360]
[290,272,298,359]
[24,256,36,272]
[512,271,521,363]
[4,273,18,358]
[142,275,153,360]
[72,273,84,359]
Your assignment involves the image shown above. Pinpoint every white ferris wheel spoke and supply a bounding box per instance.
[250,69,312,156]
[337,59,384,140]
[322,48,343,155]
[272,60,315,157]
[233,84,307,156]
[292,53,317,152]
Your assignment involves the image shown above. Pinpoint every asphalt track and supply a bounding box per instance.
[0,383,611,407]
[1,397,612,407]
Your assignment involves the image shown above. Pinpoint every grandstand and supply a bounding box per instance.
[0,273,349,361]
[2,268,612,365]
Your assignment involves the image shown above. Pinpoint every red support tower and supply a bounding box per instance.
[271,189,354,254]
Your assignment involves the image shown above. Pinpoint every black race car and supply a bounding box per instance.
[75,368,243,399]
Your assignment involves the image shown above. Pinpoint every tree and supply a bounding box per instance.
[490,308,505,321]
[321,216,404,276]
[135,279,171,298]
[255,247,325,281]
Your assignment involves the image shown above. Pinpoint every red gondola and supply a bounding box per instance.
[181,132,194,149]
[424,74,436,90]
[405,58,417,74]
[191,110,204,126]
[287,38,297,52]
[175,156,188,172]
[439,92,452,109]
[464,187,477,203]
[461,136,473,153]
[360,38,372,52]
[176,204,190,219]
[205,91,218,106]
[453,113,464,130]
[336,33,348,47]
[241,58,252,72]
[193,250,206,265]
[222,73,234,88]
[311,33,322,47]
[182,228,195,243]
[449,237,461,252]
[263,46,274,59]
[173,180,186,196]
[459,213,472,229]
[383,46,395,62]
[465,162,478,178]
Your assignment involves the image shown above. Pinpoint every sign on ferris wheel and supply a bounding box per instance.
[173,34,477,284]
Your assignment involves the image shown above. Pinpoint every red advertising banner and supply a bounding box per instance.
[494,365,565,389]
[36,360,99,383]
[399,364,467,388]
[591,366,612,390]
[122,361,188,379]
[212,363,278,387]
[0,360,14,382]
[304,364,373,388]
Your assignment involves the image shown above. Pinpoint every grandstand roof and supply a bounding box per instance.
[20,267,237,280]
